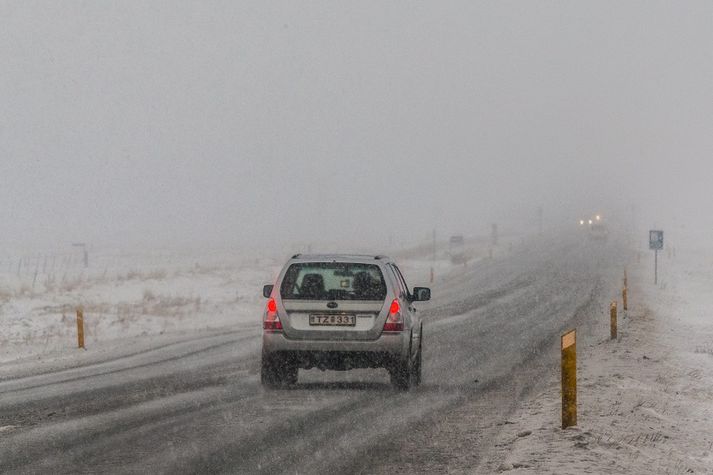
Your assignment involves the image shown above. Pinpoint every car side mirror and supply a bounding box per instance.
[412,287,431,302]
[262,284,274,298]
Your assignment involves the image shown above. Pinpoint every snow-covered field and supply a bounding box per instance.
[0,248,283,363]
[488,243,713,474]
[0,238,499,365]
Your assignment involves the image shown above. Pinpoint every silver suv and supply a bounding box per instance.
[261,254,430,390]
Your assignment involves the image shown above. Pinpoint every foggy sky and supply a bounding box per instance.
[2,1,712,250]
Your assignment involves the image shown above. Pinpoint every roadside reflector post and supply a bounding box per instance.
[561,329,577,429]
[610,301,617,340]
[623,287,628,311]
[76,307,85,349]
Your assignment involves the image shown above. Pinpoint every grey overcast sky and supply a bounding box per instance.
[1,1,711,249]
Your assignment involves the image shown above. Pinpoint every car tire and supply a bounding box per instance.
[389,358,411,391]
[390,336,415,391]
[283,364,298,385]
[413,327,423,387]
[261,354,298,388]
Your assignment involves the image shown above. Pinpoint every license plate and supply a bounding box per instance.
[309,314,356,326]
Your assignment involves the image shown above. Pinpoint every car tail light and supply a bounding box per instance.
[263,297,282,330]
[383,298,403,332]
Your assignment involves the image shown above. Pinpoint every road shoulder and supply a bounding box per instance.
[483,252,713,474]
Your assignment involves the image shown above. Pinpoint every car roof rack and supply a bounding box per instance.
[289,253,391,261]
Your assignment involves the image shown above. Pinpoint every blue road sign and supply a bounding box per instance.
[649,230,664,250]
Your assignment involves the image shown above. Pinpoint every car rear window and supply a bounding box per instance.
[280,263,387,300]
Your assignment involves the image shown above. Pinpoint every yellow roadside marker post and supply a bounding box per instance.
[610,301,617,340]
[76,307,85,349]
[561,329,577,429]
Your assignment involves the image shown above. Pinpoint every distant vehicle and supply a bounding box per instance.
[589,222,608,240]
[260,254,430,390]
[578,215,608,240]
[449,235,466,264]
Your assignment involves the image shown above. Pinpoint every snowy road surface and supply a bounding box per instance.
[0,235,626,474]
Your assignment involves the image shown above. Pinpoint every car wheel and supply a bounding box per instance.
[261,355,281,388]
[283,364,298,385]
[261,354,297,388]
[390,337,414,391]
[413,327,422,387]
[389,359,411,391]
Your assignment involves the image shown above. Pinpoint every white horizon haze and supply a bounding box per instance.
[1,1,711,251]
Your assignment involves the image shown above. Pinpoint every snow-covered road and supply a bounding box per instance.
[0,235,627,474]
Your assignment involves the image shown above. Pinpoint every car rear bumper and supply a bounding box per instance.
[262,330,409,369]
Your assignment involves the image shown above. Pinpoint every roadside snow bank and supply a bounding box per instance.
[485,247,713,474]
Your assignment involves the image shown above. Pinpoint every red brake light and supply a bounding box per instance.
[264,298,282,330]
[384,298,403,332]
